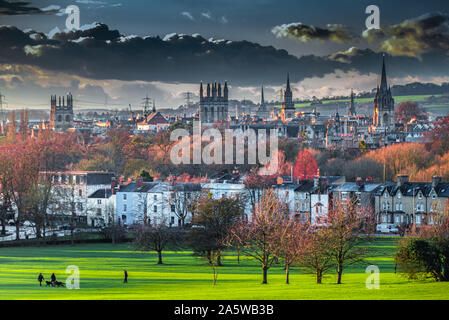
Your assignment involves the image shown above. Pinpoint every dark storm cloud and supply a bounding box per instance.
[0,23,350,85]
[363,12,449,57]
[1,22,449,87]
[0,0,57,15]
[271,22,353,43]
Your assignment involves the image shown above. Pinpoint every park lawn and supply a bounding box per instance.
[0,237,448,300]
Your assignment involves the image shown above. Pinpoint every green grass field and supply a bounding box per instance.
[0,237,448,300]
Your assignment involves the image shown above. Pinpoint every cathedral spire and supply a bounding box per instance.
[286,73,291,92]
[260,85,265,106]
[380,53,388,92]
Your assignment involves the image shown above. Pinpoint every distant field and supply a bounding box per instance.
[0,237,448,300]
[273,94,444,109]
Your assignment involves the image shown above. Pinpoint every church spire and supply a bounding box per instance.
[380,53,388,92]
[286,73,291,92]
[260,85,265,106]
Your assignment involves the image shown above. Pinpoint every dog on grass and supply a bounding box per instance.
[45,281,53,287]
[55,281,65,287]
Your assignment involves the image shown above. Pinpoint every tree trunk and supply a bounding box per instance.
[157,250,163,264]
[262,265,268,284]
[285,264,290,284]
[336,264,343,284]
[15,221,20,240]
[237,247,240,264]
[217,249,222,266]
[316,270,322,284]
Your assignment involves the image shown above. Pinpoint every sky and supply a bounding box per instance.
[1,0,449,109]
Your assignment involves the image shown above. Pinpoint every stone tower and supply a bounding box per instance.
[373,55,395,130]
[199,81,229,124]
[50,93,74,132]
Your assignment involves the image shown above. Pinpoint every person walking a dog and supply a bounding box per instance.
[38,273,44,286]
[123,269,128,283]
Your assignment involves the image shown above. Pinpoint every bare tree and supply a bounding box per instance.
[171,184,201,227]
[133,216,183,264]
[298,225,334,284]
[272,215,309,284]
[325,198,376,284]
[226,189,287,284]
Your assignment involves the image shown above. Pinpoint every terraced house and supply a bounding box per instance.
[374,174,449,226]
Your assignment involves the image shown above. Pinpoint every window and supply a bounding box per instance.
[341,193,347,201]
[77,203,83,211]
[153,205,157,213]
[418,192,422,200]
[79,189,82,197]
[123,194,127,200]
[97,199,102,205]
[397,192,401,199]
[97,208,102,216]
[395,203,399,211]
[384,192,388,198]
[170,217,175,225]
[432,193,437,200]
[123,204,127,212]
[400,203,403,211]
[171,205,175,212]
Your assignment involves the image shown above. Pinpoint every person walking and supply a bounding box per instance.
[51,273,56,284]
[38,273,44,286]
[123,269,128,283]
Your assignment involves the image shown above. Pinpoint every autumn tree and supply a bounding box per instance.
[294,149,318,180]
[0,143,39,240]
[425,115,449,156]
[394,101,427,123]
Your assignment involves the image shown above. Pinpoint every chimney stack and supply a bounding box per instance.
[397,174,409,187]
[432,176,442,188]
[136,176,143,188]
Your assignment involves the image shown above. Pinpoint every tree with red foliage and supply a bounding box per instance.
[395,101,427,124]
[425,115,449,156]
[293,150,318,180]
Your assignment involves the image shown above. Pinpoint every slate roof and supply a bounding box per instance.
[86,173,115,185]
[88,189,113,198]
[117,182,158,193]
[333,182,382,193]
[375,181,449,197]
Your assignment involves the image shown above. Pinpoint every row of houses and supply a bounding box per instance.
[10,171,448,229]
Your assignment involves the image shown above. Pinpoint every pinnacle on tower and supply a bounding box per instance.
[286,73,291,92]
